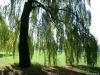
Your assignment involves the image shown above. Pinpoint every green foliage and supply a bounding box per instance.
[0,11,20,58]
[31,9,37,23]
[28,35,34,59]
[0,12,9,49]
[84,34,98,66]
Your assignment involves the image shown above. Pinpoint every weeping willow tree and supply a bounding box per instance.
[0,12,9,53]
[0,9,19,58]
[0,0,98,68]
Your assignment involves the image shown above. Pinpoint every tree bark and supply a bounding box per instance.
[19,1,32,68]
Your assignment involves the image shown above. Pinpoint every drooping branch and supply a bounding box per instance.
[31,1,64,23]
[31,1,82,25]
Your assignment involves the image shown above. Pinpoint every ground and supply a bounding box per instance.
[0,52,100,75]
[0,64,100,75]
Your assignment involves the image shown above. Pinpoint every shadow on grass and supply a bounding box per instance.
[0,54,3,58]
[1,63,99,75]
[0,53,12,58]
[1,63,47,75]
[46,66,86,75]
[71,65,100,74]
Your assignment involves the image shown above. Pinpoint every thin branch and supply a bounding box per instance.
[31,1,81,25]
[31,1,64,23]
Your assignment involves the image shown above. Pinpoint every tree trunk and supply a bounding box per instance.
[19,1,32,68]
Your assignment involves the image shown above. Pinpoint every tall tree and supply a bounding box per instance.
[1,0,97,68]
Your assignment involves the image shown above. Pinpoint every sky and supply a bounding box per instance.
[90,0,100,44]
[0,0,10,7]
[0,0,100,44]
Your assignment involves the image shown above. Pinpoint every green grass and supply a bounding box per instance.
[0,51,18,67]
[0,51,100,67]
[31,51,66,66]
[0,51,66,66]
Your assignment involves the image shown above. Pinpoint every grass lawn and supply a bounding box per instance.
[0,51,66,67]
[0,51,100,67]
[0,51,100,75]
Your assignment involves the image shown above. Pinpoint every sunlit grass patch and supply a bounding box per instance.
[0,51,100,67]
